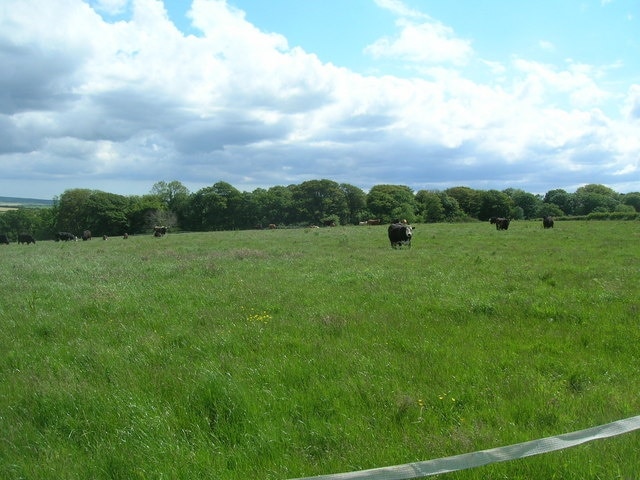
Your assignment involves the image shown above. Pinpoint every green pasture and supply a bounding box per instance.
[1,220,639,479]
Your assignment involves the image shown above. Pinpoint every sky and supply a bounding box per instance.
[1,0,639,200]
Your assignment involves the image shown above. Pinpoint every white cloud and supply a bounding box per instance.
[365,19,473,66]
[0,0,638,199]
[93,0,130,15]
[373,0,428,19]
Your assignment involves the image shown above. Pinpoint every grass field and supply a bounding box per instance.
[1,220,639,479]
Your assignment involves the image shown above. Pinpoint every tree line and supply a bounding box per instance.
[1,180,638,241]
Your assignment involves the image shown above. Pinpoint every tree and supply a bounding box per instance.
[259,186,294,226]
[84,191,130,235]
[184,182,242,231]
[367,185,417,223]
[415,190,444,223]
[127,194,167,233]
[535,202,564,218]
[0,208,48,240]
[622,192,640,212]
[56,189,93,233]
[504,188,542,219]
[574,184,620,215]
[444,186,479,218]
[543,189,574,215]
[290,179,349,225]
[476,190,513,221]
[340,183,367,224]
[150,180,190,210]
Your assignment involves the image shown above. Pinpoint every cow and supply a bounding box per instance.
[268,224,277,229]
[388,222,413,248]
[490,217,510,230]
[358,221,368,226]
[103,235,108,240]
[367,219,381,226]
[323,220,336,227]
[153,226,168,237]
[18,234,36,245]
[543,216,554,229]
[123,233,129,239]
[56,232,76,241]
[82,230,92,241]
[0,234,9,245]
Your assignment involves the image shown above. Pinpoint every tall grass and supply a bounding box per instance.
[1,220,639,479]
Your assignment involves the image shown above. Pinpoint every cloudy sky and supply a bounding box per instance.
[1,0,639,200]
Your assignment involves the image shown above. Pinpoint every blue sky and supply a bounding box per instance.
[1,0,638,199]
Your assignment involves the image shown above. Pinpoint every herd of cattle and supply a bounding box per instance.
[0,226,167,245]
[0,219,554,249]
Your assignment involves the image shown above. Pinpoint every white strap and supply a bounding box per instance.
[289,415,640,480]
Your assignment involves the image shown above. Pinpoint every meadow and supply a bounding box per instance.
[1,220,639,479]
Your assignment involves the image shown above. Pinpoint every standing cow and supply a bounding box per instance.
[543,216,554,229]
[82,230,92,241]
[18,234,36,244]
[490,217,510,230]
[153,226,168,237]
[388,222,413,248]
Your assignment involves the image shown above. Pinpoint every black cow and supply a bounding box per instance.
[490,217,510,230]
[0,234,9,245]
[18,234,36,244]
[388,223,413,248]
[153,226,168,237]
[82,230,92,241]
[56,232,76,241]
[543,216,554,229]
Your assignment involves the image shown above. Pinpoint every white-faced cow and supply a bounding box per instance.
[543,216,554,229]
[18,234,36,244]
[388,222,413,248]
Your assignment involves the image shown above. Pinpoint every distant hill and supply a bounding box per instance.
[0,196,53,207]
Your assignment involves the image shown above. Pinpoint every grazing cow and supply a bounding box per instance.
[153,226,167,237]
[268,224,277,229]
[543,216,554,229]
[82,230,92,241]
[0,234,9,245]
[367,219,381,226]
[103,235,108,240]
[123,233,129,239]
[18,234,36,244]
[56,232,76,241]
[388,222,413,248]
[490,217,510,230]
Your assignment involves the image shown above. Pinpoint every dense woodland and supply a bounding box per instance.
[1,180,639,240]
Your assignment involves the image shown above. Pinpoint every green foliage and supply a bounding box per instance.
[367,184,417,223]
[1,221,639,479]
[2,182,635,241]
[476,189,513,220]
[290,179,349,225]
